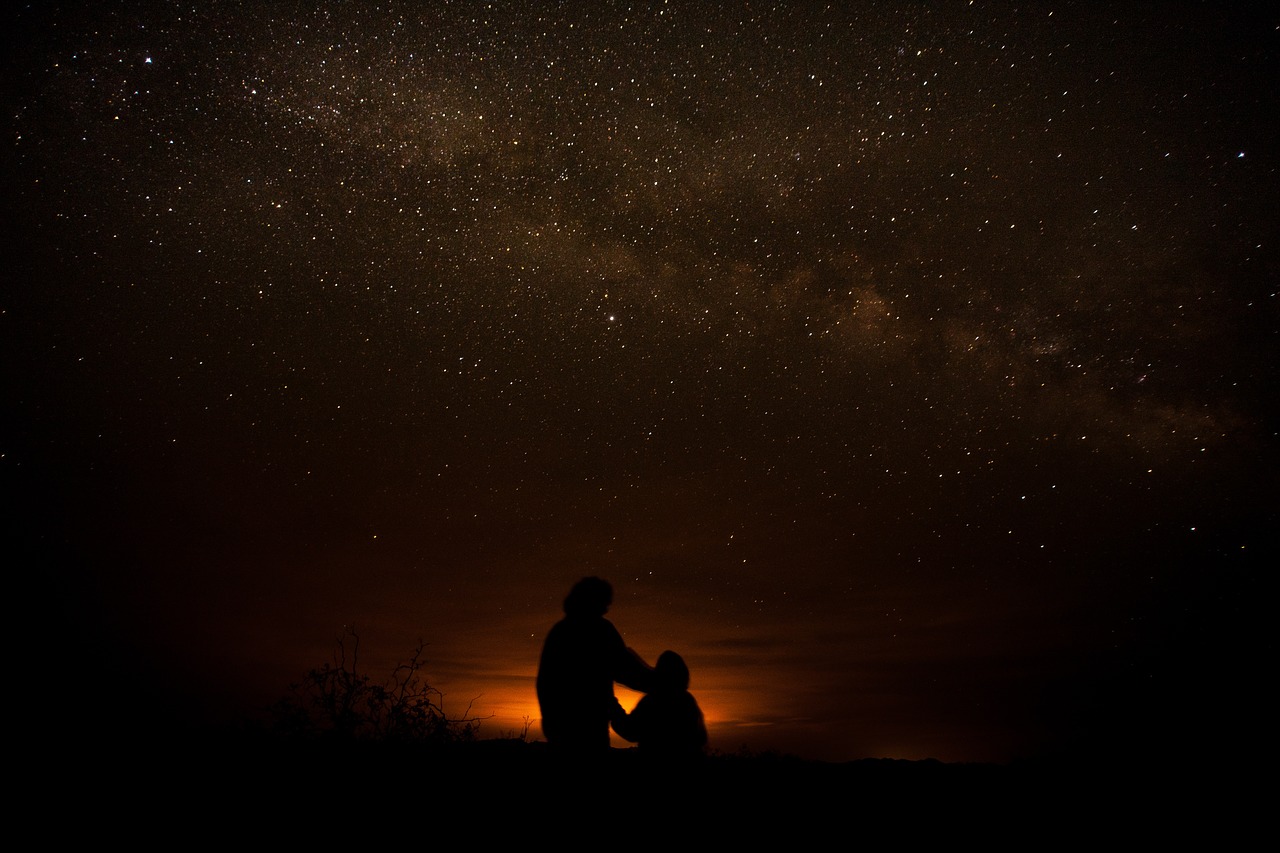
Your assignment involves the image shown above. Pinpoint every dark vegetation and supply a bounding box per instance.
[264,626,486,747]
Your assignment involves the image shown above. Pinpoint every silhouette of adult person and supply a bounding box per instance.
[536,576,655,756]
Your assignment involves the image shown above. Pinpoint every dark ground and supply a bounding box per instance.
[34,729,1262,845]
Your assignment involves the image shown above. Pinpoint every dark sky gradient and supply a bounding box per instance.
[6,2,1276,765]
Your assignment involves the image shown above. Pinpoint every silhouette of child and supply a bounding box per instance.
[611,650,708,758]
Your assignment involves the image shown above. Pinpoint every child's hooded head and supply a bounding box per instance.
[656,650,690,692]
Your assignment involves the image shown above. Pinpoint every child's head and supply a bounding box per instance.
[655,650,690,692]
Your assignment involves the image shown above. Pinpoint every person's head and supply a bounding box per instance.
[563,576,613,617]
[655,650,690,692]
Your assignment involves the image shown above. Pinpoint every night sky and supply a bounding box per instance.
[6,2,1276,766]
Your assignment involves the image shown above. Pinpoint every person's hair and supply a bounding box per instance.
[656,650,690,692]
[563,576,612,617]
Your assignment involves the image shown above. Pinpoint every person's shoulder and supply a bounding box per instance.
[553,614,620,639]
[594,616,624,638]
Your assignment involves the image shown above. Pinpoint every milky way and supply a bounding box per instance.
[6,3,1275,764]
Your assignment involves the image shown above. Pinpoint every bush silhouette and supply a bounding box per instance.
[269,626,482,746]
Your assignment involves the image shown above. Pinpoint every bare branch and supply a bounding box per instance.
[268,627,490,748]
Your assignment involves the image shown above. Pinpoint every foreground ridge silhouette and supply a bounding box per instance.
[54,723,1264,847]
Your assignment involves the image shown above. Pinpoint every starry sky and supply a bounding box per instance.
[5,2,1276,766]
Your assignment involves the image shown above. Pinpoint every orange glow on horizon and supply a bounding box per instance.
[459,679,753,754]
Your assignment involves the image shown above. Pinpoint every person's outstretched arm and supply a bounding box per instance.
[614,645,657,693]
